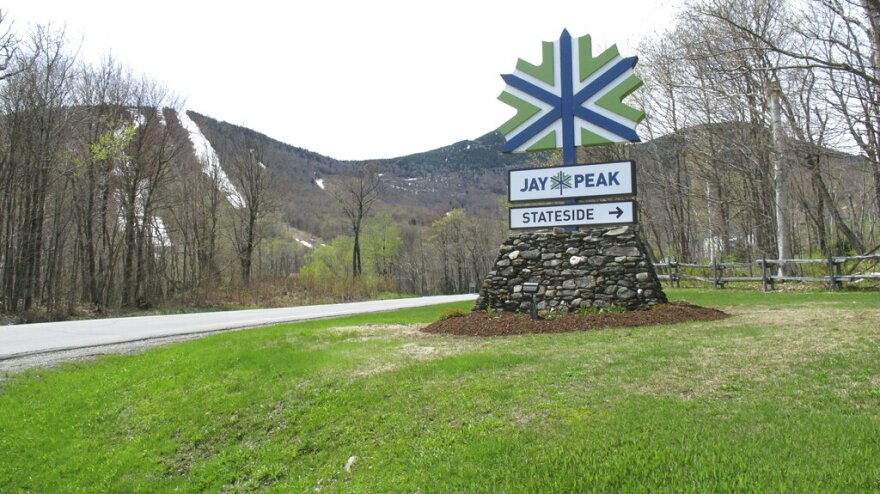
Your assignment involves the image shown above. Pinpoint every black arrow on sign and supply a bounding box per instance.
[609,206,624,219]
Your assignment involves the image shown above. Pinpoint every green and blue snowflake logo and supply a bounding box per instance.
[497,30,644,153]
[550,171,572,195]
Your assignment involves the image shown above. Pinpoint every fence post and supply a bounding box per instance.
[827,254,836,292]
[760,256,768,292]
[676,261,681,288]
[712,260,719,288]
[671,260,679,288]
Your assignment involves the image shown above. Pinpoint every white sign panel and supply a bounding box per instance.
[508,161,635,202]
[509,200,636,230]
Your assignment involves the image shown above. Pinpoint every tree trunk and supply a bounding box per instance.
[352,230,362,277]
[809,154,828,255]
[769,83,791,275]
[863,0,880,216]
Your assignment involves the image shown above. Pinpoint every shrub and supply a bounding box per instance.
[602,304,627,313]
[576,306,601,316]
[539,309,565,320]
[576,304,627,316]
[436,308,467,321]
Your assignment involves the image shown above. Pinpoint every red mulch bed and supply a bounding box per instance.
[421,301,729,337]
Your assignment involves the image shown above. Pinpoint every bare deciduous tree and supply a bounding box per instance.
[230,145,272,285]
[330,163,381,277]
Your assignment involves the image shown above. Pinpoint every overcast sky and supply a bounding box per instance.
[4,1,680,160]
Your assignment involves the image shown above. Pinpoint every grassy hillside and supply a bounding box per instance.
[1,290,878,492]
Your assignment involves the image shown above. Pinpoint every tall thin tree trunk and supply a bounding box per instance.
[769,82,791,275]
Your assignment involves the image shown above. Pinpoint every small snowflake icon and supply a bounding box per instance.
[550,171,572,195]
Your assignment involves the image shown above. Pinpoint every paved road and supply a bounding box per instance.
[0,294,476,360]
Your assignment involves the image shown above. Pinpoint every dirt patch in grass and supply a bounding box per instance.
[422,301,729,337]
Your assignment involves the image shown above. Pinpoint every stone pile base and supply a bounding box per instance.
[474,226,667,313]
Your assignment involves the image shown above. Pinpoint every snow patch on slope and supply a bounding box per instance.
[112,109,172,247]
[296,238,314,249]
[178,110,245,208]
[152,216,172,247]
[128,108,146,128]
[314,178,325,190]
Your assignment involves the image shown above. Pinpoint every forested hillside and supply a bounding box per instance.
[2,0,879,320]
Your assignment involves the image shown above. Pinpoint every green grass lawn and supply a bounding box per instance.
[1,289,878,492]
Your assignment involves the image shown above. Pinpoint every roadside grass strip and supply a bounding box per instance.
[1,291,878,492]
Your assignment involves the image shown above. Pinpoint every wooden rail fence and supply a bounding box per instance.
[653,254,880,291]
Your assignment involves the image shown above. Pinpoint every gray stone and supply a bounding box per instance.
[604,226,630,236]
[575,276,596,288]
[565,247,580,255]
[562,279,577,289]
[497,259,511,268]
[508,250,520,260]
[616,287,636,299]
[544,259,562,267]
[570,255,586,266]
[636,272,650,282]
[589,256,607,266]
[520,250,540,260]
[605,246,641,257]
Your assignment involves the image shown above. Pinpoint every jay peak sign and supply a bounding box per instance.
[498,30,643,230]
[509,161,635,202]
